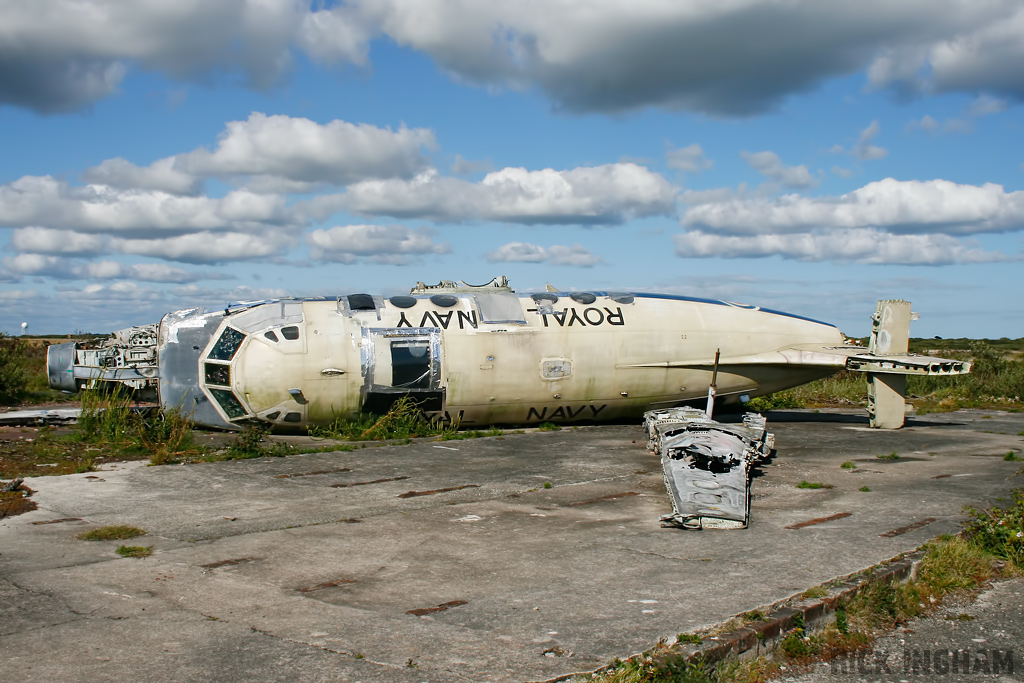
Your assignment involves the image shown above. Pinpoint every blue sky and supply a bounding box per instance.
[1,1,1022,338]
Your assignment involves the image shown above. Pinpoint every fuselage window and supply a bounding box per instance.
[283,412,302,423]
[204,363,230,387]
[209,327,246,361]
[281,326,300,340]
[265,411,281,421]
[390,340,431,389]
[264,330,279,342]
[210,388,247,419]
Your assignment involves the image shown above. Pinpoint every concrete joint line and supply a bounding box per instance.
[535,545,929,683]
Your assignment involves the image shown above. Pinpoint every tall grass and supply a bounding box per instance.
[0,334,28,405]
[310,395,459,441]
[748,341,1023,411]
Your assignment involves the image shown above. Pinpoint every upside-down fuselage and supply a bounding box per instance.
[156,288,849,431]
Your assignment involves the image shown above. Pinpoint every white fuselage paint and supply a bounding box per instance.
[190,291,849,430]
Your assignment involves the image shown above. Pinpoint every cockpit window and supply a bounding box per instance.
[264,330,279,342]
[208,327,246,360]
[210,388,247,419]
[204,363,230,387]
[281,326,300,340]
[390,340,431,389]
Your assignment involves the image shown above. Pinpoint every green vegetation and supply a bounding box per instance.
[585,493,1024,683]
[796,480,833,489]
[876,452,900,460]
[741,391,801,411]
[840,461,856,469]
[543,481,553,489]
[116,545,153,558]
[538,422,562,431]
[802,586,828,599]
[0,334,29,405]
[859,486,872,492]
[743,340,1024,414]
[76,525,146,541]
[310,396,459,441]
[1005,451,1021,462]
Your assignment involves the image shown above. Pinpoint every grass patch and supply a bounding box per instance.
[840,461,856,469]
[77,525,146,541]
[310,396,459,441]
[802,586,828,599]
[742,391,802,411]
[0,488,37,518]
[859,486,872,492]
[116,545,153,558]
[876,452,900,460]
[796,480,833,489]
[538,422,561,432]
[1004,451,1021,461]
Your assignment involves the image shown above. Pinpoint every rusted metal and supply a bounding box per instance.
[274,468,352,478]
[784,512,853,530]
[397,484,479,498]
[566,491,639,506]
[879,517,936,537]
[30,517,82,525]
[406,599,468,616]
[297,579,357,593]
[329,476,410,488]
[200,557,260,569]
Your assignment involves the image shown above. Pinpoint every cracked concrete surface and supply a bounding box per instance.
[1,409,1022,682]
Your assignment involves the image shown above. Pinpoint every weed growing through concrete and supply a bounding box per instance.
[840,461,856,469]
[116,545,153,558]
[859,486,872,492]
[538,422,561,431]
[543,482,553,489]
[77,525,146,541]
[796,481,833,489]
[877,451,900,460]
[1004,451,1021,461]
[802,586,828,599]
[585,494,1024,683]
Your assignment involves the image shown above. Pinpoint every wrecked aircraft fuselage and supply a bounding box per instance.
[646,407,774,529]
[48,277,970,432]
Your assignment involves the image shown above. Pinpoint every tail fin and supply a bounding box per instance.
[865,300,911,429]
[868,300,912,356]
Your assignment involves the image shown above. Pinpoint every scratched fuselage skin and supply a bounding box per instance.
[160,292,845,431]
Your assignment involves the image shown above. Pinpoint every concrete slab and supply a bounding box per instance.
[2,409,1022,682]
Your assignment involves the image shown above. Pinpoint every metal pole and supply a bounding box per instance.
[705,348,720,418]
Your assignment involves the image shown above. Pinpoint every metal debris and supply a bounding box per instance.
[880,517,936,537]
[644,407,774,530]
[397,484,479,498]
[785,512,853,530]
[329,476,410,488]
[406,599,468,616]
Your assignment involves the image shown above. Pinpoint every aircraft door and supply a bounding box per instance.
[361,327,444,414]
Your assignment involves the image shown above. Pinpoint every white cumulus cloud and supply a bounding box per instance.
[681,178,1024,237]
[673,229,1010,265]
[666,144,713,173]
[306,224,450,264]
[485,242,601,266]
[340,163,676,224]
[742,151,815,188]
